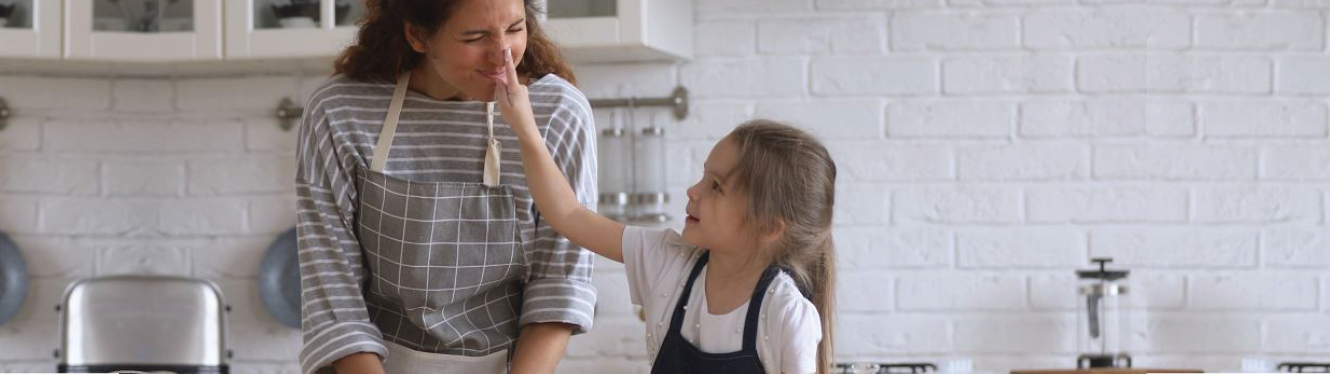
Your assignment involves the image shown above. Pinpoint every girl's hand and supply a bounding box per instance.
[490,48,539,139]
[485,50,627,264]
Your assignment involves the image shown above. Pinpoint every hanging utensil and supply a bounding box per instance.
[0,230,27,328]
[258,227,300,329]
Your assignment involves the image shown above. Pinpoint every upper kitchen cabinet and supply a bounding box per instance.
[64,0,223,61]
[0,0,61,58]
[543,0,692,63]
[224,0,364,59]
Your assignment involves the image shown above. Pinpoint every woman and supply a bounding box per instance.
[294,0,597,373]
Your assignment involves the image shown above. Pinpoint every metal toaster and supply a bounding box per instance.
[56,275,230,373]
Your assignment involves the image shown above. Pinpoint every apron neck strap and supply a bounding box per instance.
[482,100,500,187]
[370,72,412,173]
[486,101,496,138]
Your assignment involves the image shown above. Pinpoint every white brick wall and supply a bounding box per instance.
[887,100,1015,138]
[1194,11,1324,50]
[570,0,1329,373]
[1,0,1328,373]
[0,71,308,372]
[813,56,940,95]
[891,12,1022,50]
[1279,56,1330,94]
[944,54,1074,94]
[1020,98,1195,138]
[1023,8,1191,50]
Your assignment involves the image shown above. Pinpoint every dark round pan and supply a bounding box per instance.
[0,230,28,327]
[258,227,301,329]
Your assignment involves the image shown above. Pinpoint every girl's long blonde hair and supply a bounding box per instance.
[727,120,838,374]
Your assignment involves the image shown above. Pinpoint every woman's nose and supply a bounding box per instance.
[492,38,512,62]
[490,45,507,65]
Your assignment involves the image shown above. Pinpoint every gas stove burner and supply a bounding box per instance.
[835,362,938,374]
[1279,363,1330,373]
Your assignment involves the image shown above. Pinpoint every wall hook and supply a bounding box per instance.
[275,97,303,132]
[0,97,10,132]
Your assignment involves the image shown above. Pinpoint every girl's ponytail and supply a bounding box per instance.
[810,234,836,374]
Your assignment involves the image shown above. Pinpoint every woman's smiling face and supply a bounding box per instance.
[406,0,528,101]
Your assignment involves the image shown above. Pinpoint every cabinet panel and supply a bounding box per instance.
[0,0,61,59]
[65,0,222,61]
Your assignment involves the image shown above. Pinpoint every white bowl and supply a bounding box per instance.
[278,17,317,29]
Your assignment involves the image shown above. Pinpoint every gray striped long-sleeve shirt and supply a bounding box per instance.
[295,73,598,373]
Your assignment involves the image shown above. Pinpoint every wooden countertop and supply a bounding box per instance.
[1012,369,1204,374]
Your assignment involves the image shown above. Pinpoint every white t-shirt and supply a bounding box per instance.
[622,226,823,374]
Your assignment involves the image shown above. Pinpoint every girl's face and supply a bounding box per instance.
[683,138,756,254]
[406,0,528,101]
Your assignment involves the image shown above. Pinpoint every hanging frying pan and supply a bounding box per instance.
[0,230,28,327]
[258,227,301,329]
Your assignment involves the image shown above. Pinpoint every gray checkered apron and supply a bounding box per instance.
[355,72,524,372]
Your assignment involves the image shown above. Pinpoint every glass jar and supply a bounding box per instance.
[633,126,666,195]
[631,126,668,223]
[597,127,631,221]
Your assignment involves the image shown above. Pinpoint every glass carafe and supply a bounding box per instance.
[1076,258,1131,369]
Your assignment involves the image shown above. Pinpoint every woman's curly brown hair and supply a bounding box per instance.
[333,0,576,86]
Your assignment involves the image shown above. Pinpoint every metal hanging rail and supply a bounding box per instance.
[271,85,691,130]
[589,86,689,120]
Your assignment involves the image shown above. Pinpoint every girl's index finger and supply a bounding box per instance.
[502,47,520,89]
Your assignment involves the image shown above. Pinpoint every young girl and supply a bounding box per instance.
[490,49,836,374]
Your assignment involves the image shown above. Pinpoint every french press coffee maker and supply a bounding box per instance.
[1077,258,1131,369]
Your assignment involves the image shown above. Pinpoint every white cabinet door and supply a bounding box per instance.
[64,0,222,62]
[0,0,61,58]
[543,0,692,63]
[224,0,363,59]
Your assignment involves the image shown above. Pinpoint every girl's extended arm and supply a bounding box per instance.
[490,48,625,263]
